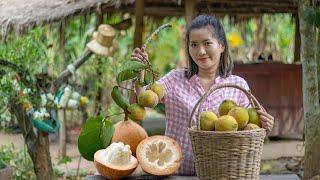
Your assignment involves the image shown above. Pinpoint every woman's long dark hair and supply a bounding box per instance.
[185,14,233,79]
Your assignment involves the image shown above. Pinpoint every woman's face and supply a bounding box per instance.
[188,27,225,72]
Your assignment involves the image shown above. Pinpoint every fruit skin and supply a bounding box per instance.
[148,83,165,100]
[94,149,138,179]
[215,115,238,131]
[136,135,182,176]
[228,106,249,129]
[127,103,146,122]
[244,123,260,130]
[138,90,159,108]
[218,99,237,116]
[248,108,261,127]
[111,120,148,156]
[200,111,218,131]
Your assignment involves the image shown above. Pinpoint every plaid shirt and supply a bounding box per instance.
[157,69,250,175]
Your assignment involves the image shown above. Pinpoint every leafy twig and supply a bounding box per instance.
[139,23,172,83]
[142,23,172,49]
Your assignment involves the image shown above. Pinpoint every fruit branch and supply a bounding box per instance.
[138,23,172,83]
[142,23,172,49]
[51,49,93,94]
[118,86,135,92]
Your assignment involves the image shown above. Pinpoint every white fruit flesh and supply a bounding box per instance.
[103,142,131,166]
[94,142,138,179]
[136,136,182,176]
[142,140,177,169]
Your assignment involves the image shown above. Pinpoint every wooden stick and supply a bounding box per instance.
[51,49,93,94]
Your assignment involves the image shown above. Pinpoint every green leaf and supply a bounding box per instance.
[111,86,130,111]
[100,119,115,148]
[116,69,139,84]
[143,70,153,86]
[121,61,147,72]
[57,156,72,165]
[78,116,104,161]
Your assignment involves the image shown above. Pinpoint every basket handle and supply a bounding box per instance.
[188,83,265,130]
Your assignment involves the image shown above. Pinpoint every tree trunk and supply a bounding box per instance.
[9,100,53,179]
[299,0,320,179]
[317,29,320,104]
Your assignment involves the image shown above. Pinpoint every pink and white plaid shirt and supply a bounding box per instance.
[157,69,250,175]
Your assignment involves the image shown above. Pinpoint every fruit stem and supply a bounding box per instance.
[118,86,135,92]
[124,112,128,121]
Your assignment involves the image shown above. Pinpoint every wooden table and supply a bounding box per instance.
[86,174,300,180]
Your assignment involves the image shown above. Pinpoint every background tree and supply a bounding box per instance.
[298,0,320,179]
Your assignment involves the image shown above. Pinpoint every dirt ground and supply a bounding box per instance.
[0,131,304,177]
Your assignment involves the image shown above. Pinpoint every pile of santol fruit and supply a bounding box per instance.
[200,100,262,131]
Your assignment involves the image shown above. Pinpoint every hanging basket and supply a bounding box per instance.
[32,118,60,133]
[188,83,266,180]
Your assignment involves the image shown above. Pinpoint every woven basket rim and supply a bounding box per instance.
[188,83,265,130]
[188,126,266,134]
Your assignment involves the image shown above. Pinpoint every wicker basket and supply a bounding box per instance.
[188,83,266,180]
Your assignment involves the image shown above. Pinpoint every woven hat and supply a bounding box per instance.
[87,24,116,56]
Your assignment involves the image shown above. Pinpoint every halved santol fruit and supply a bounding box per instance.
[111,120,148,156]
[94,142,138,179]
[136,136,182,176]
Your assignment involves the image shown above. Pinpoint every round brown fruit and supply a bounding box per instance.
[138,90,159,108]
[136,136,182,176]
[128,103,146,122]
[111,120,148,156]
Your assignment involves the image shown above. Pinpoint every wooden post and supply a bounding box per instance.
[59,20,66,71]
[185,0,196,26]
[294,14,301,62]
[94,12,104,115]
[134,0,144,47]
[58,19,67,158]
[133,0,145,97]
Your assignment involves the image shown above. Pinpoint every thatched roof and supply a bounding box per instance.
[105,0,301,17]
[0,0,133,36]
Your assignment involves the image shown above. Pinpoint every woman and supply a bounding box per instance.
[131,14,274,175]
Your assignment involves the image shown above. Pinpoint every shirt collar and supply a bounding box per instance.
[189,74,223,84]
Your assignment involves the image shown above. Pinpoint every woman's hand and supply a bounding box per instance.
[131,47,148,64]
[257,110,274,132]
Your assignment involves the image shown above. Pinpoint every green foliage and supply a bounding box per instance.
[57,155,72,165]
[78,116,114,161]
[100,119,115,148]
[0,27,49,80]
[221,14,295,63]
[0,157,5,169]
[116,61,147,84]
[0,144,36,179]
